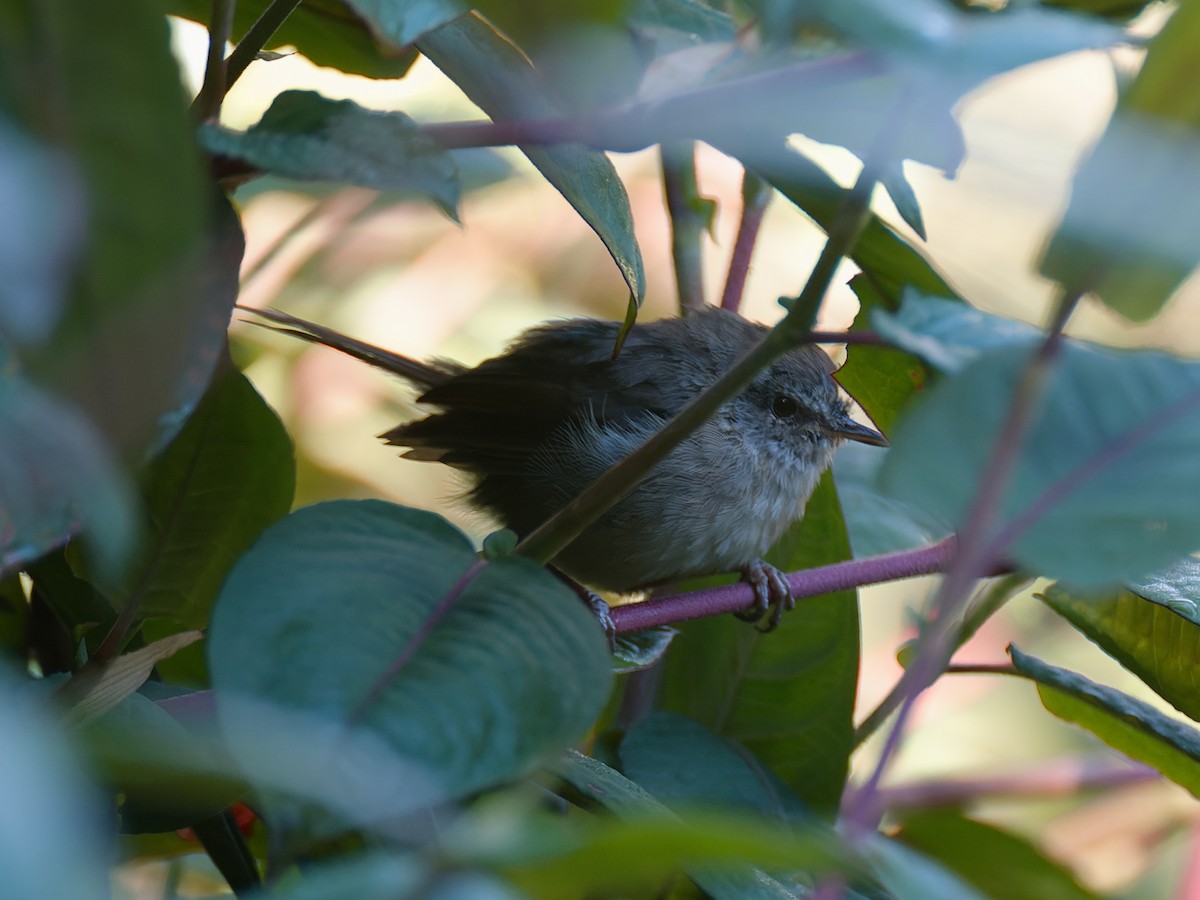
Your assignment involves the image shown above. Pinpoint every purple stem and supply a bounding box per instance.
[611,536,959,634]
[720,173,771,313]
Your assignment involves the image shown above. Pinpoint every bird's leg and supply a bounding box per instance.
[550,566,616,647]
[735,558,794,632]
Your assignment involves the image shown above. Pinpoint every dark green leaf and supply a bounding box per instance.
[419,13,645,316]
[872,291,1040,374]
[1039,582,1200,721]
[620,712,811,822]
[80,691,245,832]
[0,671,109,899]
[0,117,82,343]
[895,809,1095,900]
[166,0,419,79]
[1010,645,1200,797]
[880,342,1200,586]
[549,751,838,899]
[103,366,295,629]
[202,90,461,218]
[657,474,859,815]
[208,501,611,816]
[0,376,135,581]
[612,625,676,674]
[1,0,238,456]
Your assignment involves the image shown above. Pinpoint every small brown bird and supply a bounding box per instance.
[244,306,885,630]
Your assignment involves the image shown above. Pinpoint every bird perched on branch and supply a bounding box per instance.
[242,305,886,631]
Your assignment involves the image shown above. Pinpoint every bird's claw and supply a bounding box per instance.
[735,559,794,632]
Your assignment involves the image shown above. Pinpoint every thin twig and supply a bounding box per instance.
[721,172,771,313]
[223,0,305,94]
[191,0,237,121]
[661,142,708,314]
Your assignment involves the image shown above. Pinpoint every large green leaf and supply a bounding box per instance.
[418,13,645,314]
[165,0,419,79]
[1010,645,1200,797]
[862,836,987,900]
[1040,1,1200,321]
[620,711,811,822]
[872,291,1040,375]
[201,90,461,219]
[880,342,1200,586]
[0,0,238,457]
[208,500,611,817]
[0,375,135,581]
[1039,582,1200,721]
[895,809,1096,900]
[102,366,294,630]
[657,474,859,815]
[0,117,81,343]
[549,751,838,899]
[0,671,109,900]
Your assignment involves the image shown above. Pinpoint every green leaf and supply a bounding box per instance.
[165,0,419,79]
[895,809,1096,900]
[759,151,955,304]
[1041,2,1200,321]
[418,13,646,316]
[202,90,461,219]
[342,0,463,47]
[880,162,925,240]
[620,712,811,822]
[833,444,948,557]
[1039,582,1200,721]
[547,751,839,899]
[862,836,987,900]
[0,376,135,581]
[80,690,245,832]
[612,625,676,674]
[208,500,612,816]
[1129,556,1200,624]
[879,342,1200,586]
[0,116,82,343]
[106,366,295,630]
[657,474,859,815]
[872,291,1040,374]
[0,670,109,900]
[1010,645,1200,798]
[1,0,237,456]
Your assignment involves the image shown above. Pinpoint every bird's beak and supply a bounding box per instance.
[831,417,888,447]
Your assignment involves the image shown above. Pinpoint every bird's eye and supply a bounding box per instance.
[771,394,800,418]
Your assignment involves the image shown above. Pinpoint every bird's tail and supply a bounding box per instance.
[236,305,457,390]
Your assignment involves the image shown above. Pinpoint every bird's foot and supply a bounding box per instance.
[734,558,794,632]
[550,567,616,648]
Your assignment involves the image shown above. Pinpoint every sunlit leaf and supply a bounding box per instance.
[1039,582,1200,721]
[1010,645,1200,797]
